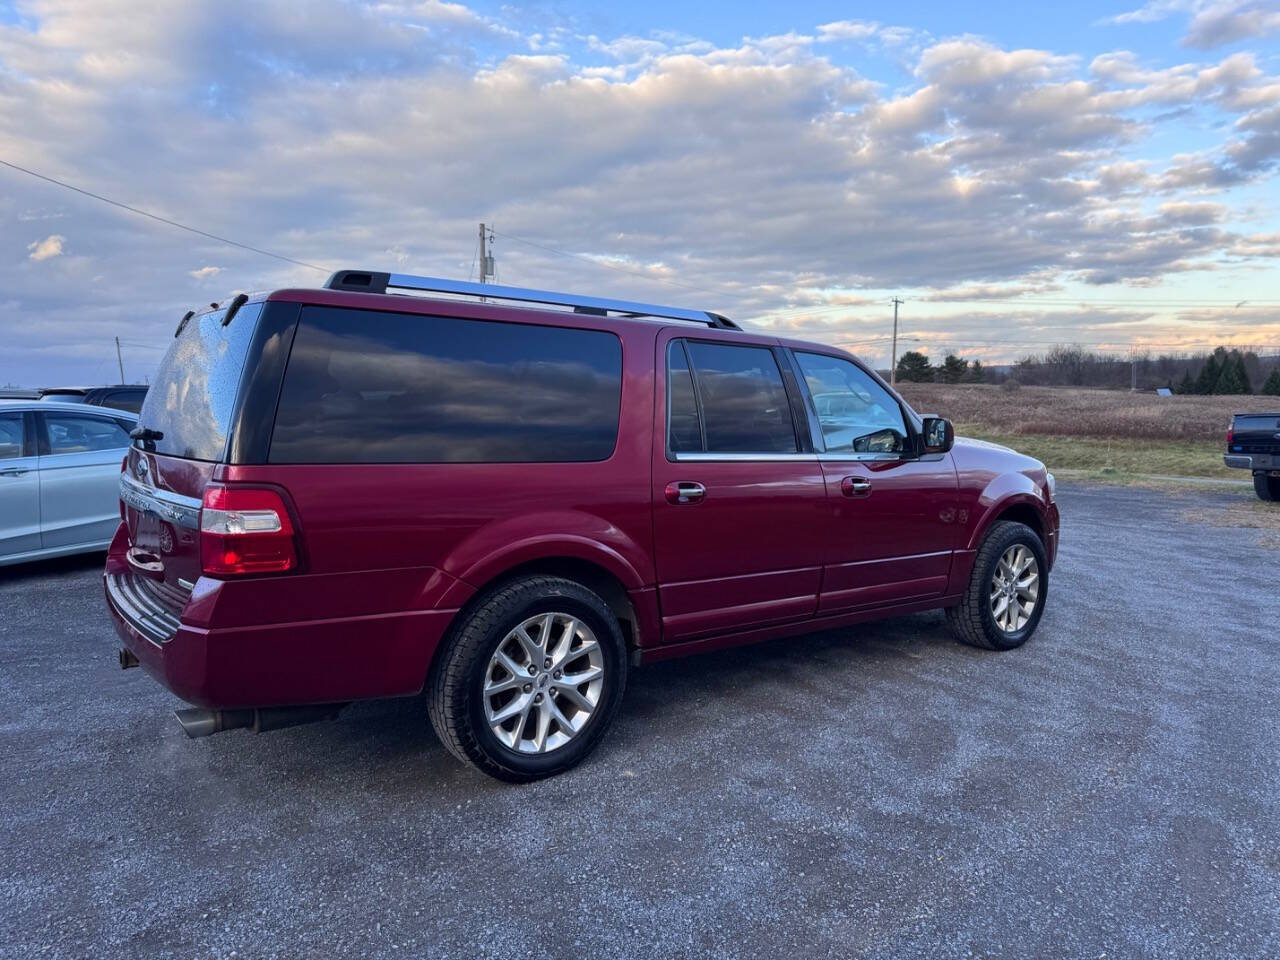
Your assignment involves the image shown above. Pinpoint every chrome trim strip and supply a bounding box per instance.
[672,452,818,462]
[119,474,202,530]
[817,452,906,462]
[385,273,719,326]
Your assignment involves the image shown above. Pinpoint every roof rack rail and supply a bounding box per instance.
[324,270,739,330]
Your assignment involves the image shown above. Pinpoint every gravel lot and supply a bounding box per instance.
[2,483,1277,959]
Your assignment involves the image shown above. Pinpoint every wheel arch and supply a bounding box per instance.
[967,491,1050,552]
[434,549,654,679]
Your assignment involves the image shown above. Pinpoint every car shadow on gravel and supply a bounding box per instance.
[270,609,960,777]
[0,551,106,584]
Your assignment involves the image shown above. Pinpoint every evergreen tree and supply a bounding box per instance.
[1194,351,1221,395]
[1262,369,1280,396]
[1175,369,1195,395]
[895,351,934,383]
[967,360,986,383]
[1214,359,1244,394]
[1234,352,1253,394]
[940,353,968,383]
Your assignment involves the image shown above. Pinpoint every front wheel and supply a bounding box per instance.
[946,521,1048,651]
[1255,473,1279,502]
[427,575,628,782]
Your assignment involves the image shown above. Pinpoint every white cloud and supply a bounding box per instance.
[817,21,881,43]
[1109,0,1280,49]
[27,234,64,261]
[0,1,1276,383]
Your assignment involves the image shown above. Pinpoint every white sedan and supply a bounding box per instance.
[0,399,137,566]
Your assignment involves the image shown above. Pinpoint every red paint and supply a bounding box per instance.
[106,288,1060,710]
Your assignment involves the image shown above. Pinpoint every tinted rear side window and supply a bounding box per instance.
[139,303,263,461]
[683,341,798,453]
[667,341,703,453]
[270,306,623,464]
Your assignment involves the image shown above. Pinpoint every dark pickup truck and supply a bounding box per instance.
[1226,413,1280,501]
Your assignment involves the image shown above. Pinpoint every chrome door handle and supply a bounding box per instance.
[664,481,706,504]
[0,467,29,477]
[840,476,871,497]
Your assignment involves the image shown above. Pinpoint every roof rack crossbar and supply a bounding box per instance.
[324,270,738,329]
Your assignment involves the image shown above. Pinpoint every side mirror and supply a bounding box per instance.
[921,416,954,454]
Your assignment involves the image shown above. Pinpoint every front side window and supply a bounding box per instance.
[43,413,132,454]
[682,341,798,453]
[271,307,623,463]
[794,352,908,455]
[0,413,23,460]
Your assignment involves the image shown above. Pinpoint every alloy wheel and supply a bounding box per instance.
[989,544,1040,633]
[482,612,605,754]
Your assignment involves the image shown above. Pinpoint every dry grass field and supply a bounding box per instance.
[896,384,1278,481]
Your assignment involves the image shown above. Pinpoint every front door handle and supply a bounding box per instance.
[840,476,872,498]
[665,481,706,504]
[0,467,29,477]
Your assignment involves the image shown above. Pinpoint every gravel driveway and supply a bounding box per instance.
[1,483,1277,959]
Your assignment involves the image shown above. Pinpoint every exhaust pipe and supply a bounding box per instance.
[174,703,346,739]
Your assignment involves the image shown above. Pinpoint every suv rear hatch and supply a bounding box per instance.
[110,301,266,642]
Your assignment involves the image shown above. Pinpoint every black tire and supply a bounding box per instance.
[946,521,1048,651]
[427,575,628,782]
[1255,473,1278,502]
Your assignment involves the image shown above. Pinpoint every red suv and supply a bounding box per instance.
[106,271,1059,781]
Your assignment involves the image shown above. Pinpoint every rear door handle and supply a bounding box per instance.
[0,467,29,477]
[664,481,706,504]
[840,476,871,498]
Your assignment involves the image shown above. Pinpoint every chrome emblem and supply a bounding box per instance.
[134,457,150,484]
[158,526,174,554]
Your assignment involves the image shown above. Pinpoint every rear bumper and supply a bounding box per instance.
[103,528,463,709]
[1225,454,1278,471]
[106,581,458,708]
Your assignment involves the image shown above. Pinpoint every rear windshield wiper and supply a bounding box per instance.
[130,426,164,450]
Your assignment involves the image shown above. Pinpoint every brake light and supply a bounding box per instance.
[200,484,298,576]
[1227,426,1234,445]
[119,455,128,519]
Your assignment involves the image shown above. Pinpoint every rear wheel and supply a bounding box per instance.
[946,521,1048,651]
[1255,473,1279,502]
[427,575,628,782]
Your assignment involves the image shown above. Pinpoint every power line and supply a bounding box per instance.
[0,159,330,274]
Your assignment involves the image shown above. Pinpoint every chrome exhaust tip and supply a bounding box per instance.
[174,703,346,739]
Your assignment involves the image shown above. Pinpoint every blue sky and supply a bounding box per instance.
[1,0,1279,383]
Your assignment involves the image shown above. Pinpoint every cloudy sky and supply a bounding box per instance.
[2,0,1279,384]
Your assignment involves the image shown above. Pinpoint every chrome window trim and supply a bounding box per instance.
[672,452,819,462]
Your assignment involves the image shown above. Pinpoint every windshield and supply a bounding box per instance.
[138,303,262,461]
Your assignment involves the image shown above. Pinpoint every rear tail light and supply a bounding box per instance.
[200,484,298,576]
[119,455,128,519]
[1227,426,1234,445]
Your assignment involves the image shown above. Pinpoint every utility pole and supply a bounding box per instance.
[114,337,125,384]
[890,298,904,385]
[478,223,494,284]
[1130,355,1138,392]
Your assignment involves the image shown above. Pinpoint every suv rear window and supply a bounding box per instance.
[139,303,263,461]
[270,306,623,464]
